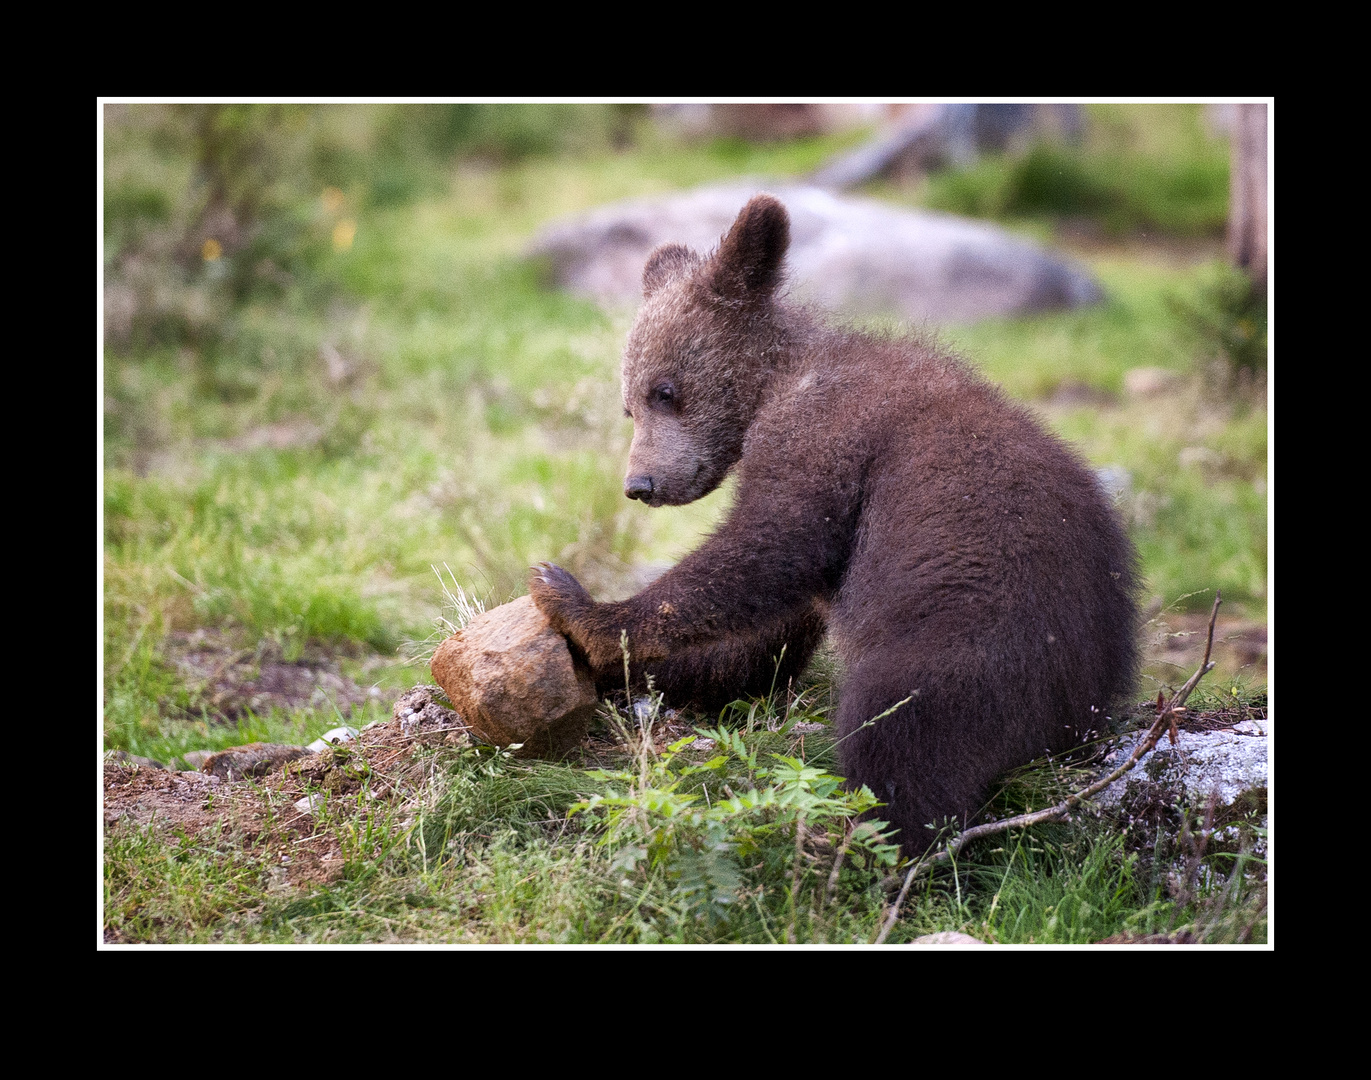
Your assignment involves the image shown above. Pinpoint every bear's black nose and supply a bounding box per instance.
[624,475,654,500]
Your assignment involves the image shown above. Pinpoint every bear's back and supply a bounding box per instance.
[805,333,1137,763]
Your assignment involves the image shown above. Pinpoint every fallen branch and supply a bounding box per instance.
[874,590,1223,944]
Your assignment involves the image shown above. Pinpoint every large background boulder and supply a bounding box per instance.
[529,182,1102,326]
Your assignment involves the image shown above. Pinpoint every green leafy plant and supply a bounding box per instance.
[570,657,899,932]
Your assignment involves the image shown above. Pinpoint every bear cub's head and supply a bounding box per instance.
[619,194,792,507]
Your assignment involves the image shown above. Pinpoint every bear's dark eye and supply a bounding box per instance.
[649,380,678,410]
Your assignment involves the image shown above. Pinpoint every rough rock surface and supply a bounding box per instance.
[1094,708,1269,879]
[430,596,598,758]
[529,182,1102,326]
[392,685,469,745]
[1097,717,1269,815]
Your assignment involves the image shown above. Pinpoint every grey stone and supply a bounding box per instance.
[306,726,359,753]
[294,793,326,815]
[1096,718,1269,818]
[529,183,1103,327]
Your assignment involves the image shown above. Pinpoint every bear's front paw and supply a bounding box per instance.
[528,562,594,638]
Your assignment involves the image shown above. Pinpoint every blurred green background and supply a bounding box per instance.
[102,103,1267,764]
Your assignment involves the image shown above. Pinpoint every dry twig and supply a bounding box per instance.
[824,820,857,908]
[873,591,1223,944]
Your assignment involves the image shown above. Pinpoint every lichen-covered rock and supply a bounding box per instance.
[1097,718,1269,817]
[1095,714,1269,876]
[430,596,597,758]
[200,742,311,780]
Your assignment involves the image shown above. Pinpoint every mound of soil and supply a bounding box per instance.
[103,700,475,903]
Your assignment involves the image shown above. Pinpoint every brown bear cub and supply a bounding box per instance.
[530,194,1139,851]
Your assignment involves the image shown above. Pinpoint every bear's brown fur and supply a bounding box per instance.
[530,194,1139,850]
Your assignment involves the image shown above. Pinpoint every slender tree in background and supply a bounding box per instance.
[1228,104,1268,294]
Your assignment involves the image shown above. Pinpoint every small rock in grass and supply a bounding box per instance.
[293,793,326,815]
[200,743,311,780]
[393,685,465,739]
[430,595,597,759]
[306,726,359,753]
[909,932,986,945]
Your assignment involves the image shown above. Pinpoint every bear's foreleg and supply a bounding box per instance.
[529,558,827,701]
[630,602,827,711]
[531,488,848,676]
[530,464,855,692]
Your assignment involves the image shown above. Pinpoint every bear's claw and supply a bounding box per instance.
[527,561,593,638]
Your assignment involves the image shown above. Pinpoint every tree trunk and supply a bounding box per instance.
[1228,104,1268,293]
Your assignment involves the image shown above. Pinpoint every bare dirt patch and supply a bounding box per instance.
[104,761,229,836]
[102,758,342,885]
[1141,612,1267,684]
[166,629,386,721]
[103,709,477,898]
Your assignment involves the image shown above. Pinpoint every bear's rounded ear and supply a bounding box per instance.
[642,243,698,298]
[709,194,790,302]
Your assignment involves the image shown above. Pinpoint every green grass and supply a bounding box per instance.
[103,104,1267,944]
[105,820,269,943]
[102,683,1267,944]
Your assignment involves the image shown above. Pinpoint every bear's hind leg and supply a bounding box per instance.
[835,646,1011,855]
